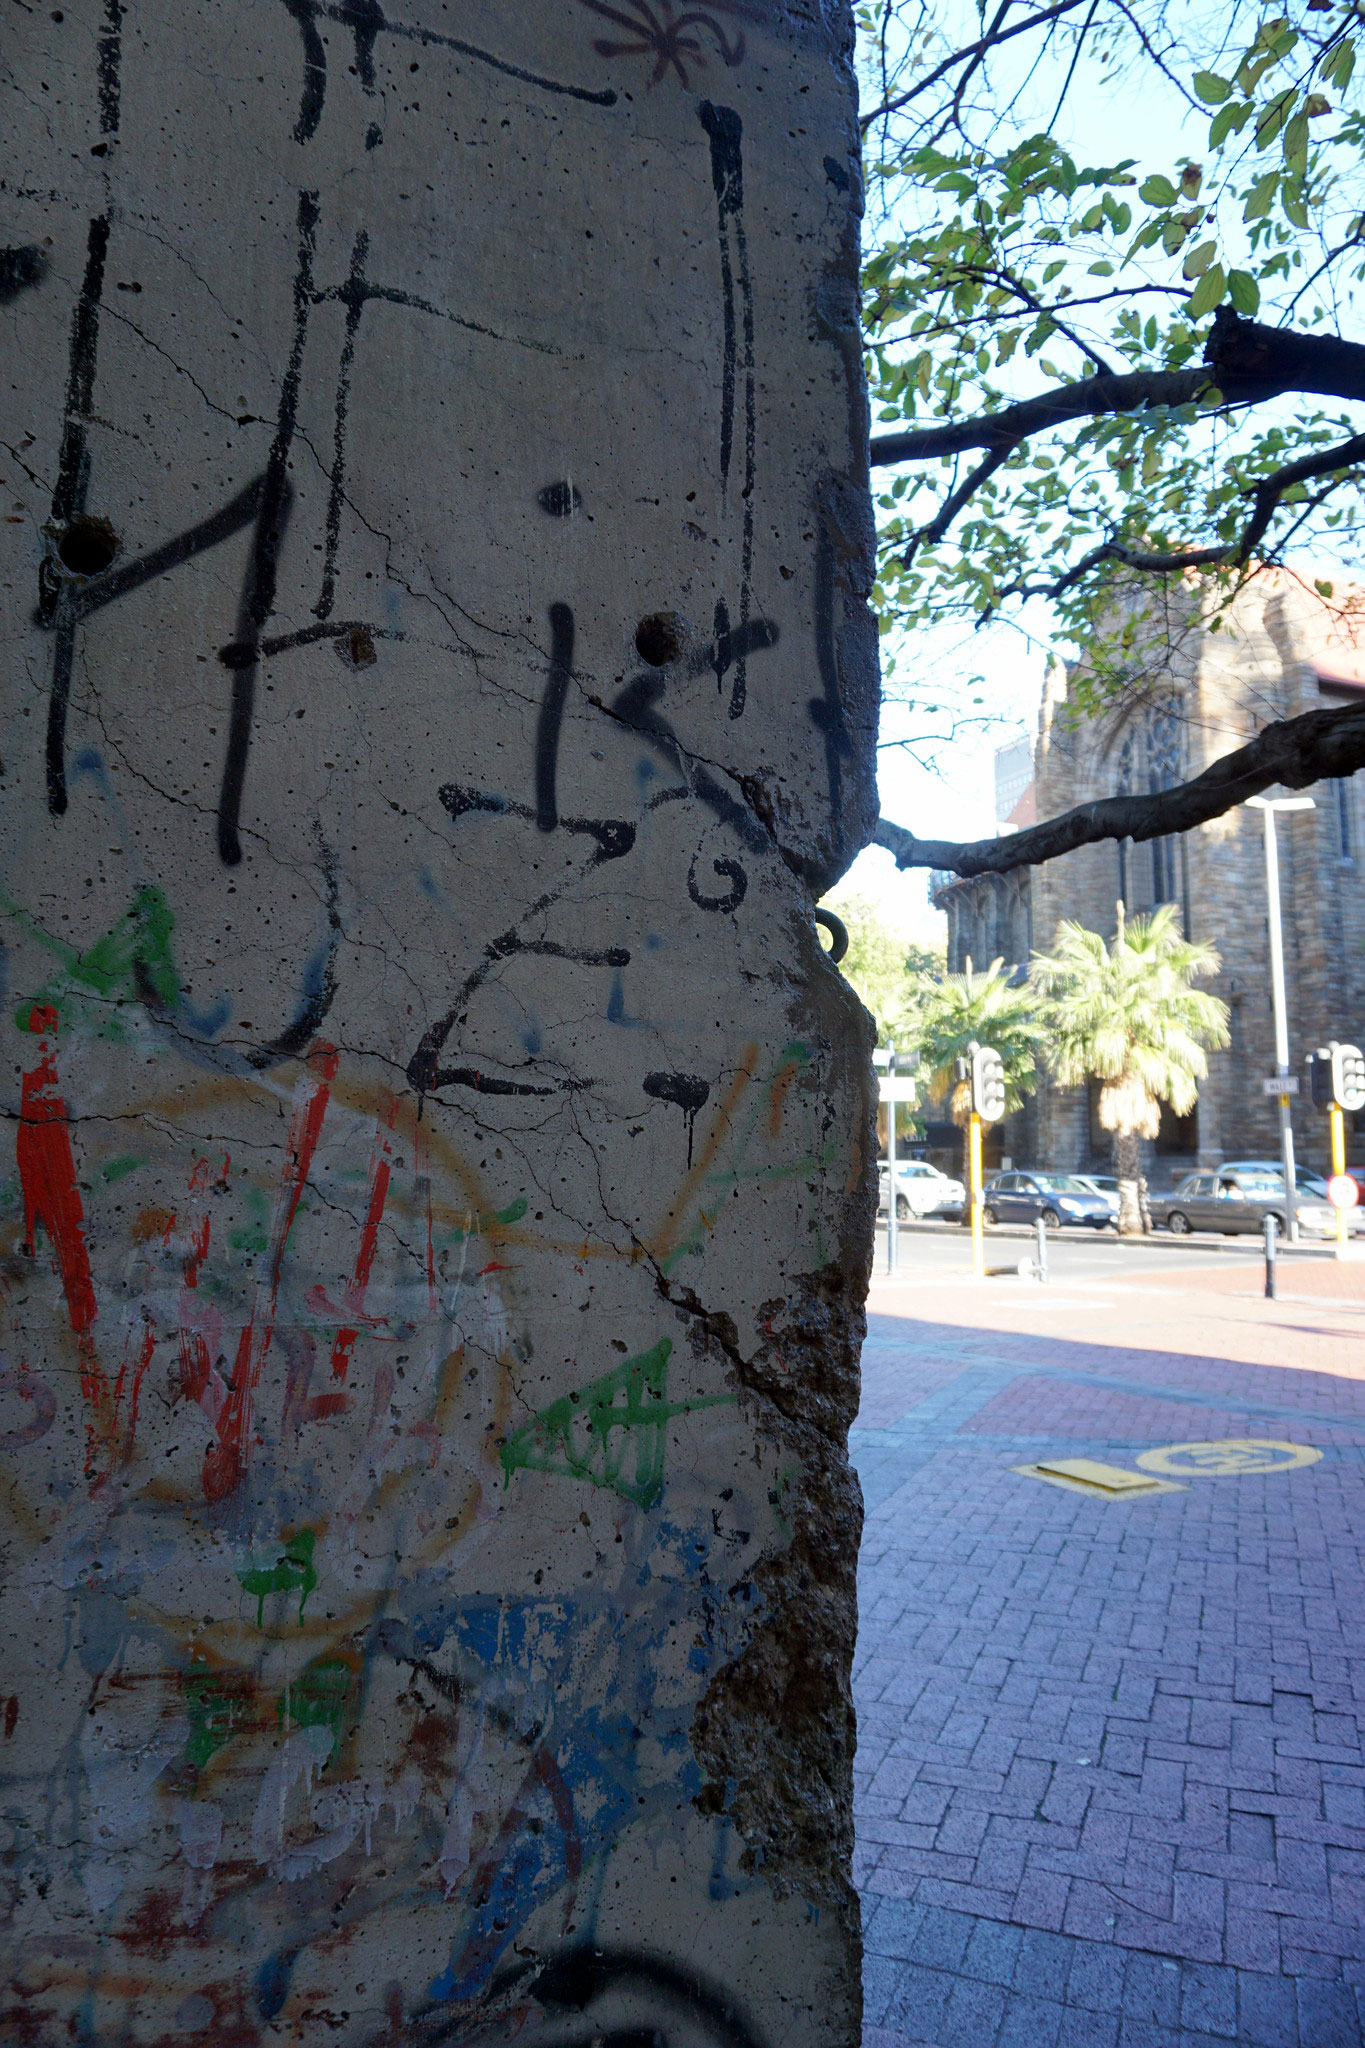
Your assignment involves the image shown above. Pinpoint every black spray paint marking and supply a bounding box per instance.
[687,847,748,916]
[39,215,109,816]
[536,602,574,830]
[218,189,318,866]
[699,102,755,720]
[809,519,851,845]
[643,1070,711,1165]
[607,622,776,857]
[309,248,565,622]
[316,227,369,621]
[525,1947,767,2048]
[441,785,634,864]
[407,880,629,1096]
[0,246,47,303]
[96,0,125,135]
[246,833,342,1067]
[276,0,617,146]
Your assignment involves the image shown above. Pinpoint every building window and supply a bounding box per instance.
[1335,777,1355,862]
[1111,701,1183,911]
[1155,1099,1198,1154]
[1146,700,1182,907]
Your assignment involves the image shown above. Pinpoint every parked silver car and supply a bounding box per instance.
[1150,1169,1357,1238]
[878,1159,965,1220]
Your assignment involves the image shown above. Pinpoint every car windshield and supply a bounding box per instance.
[1030,1175,1093,1194]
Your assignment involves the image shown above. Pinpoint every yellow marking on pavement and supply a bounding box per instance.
[1136,1438,1322,1477]
[1013,1458,1185,1498]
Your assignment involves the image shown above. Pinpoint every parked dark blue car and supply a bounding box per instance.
[982,1171,1116,1230]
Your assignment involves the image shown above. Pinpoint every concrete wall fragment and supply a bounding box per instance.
[0,4,877,2041]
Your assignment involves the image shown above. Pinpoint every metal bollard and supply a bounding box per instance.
[1035,1215,1049,1286]
[1264,1211,1278,1300]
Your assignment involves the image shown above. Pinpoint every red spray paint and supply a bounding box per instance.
[16,1006,109,1454]
[202,1045,336,1503]
[330,1092,397,1382]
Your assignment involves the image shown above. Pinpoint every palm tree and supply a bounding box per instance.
[910,957,1046,1203]
[1031,904,1230,1236]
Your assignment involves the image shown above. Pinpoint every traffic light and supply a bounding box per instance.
[1331,1042,1365,1113]
[1307,1043,1365,1110]
[971,1044,1007,1122]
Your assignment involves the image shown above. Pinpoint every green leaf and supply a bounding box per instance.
[1182,239,1217,279]
[1227,268,1261,315]
[1209,101,1251,147]
[1193,70,1231,103]
[1186,263,1227,318]
[1282,109,1309,172]
[1139,173,1178,206]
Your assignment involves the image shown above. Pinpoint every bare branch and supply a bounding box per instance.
[991,429,1365,606]
[858,0,1089,130]
[875,698,1365,878]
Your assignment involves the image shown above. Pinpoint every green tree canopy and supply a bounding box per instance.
[912,955,1047,1114]
[822,893,944,1042]
[858,0,1365,874]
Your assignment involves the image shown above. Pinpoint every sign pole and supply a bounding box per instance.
[1331,1102,1347,1252]
[969,1111,984,1280]
[886,1047,898,1278]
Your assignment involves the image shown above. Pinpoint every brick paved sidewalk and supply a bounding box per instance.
[854,1267,1365,2047]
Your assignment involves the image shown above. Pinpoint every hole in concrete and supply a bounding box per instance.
[635,612,684,667]
[538,479,581,517]
[335,625,378,669]
[55,516,117,577]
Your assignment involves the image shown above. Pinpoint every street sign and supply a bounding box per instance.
[1262,1076,1299,1095]
[1327,1174,1360,1211]
[878,1078,917,1103]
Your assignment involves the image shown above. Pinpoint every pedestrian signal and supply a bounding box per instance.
[1308,1048,1334,1108]
[1330,1042,1365,1114]
[971,1044,1007,1122]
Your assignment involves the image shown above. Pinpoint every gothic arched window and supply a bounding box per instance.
[1110,697,1184,915]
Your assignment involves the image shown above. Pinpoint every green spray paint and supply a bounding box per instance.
[498,1338,731,1510]
[5,883,182,1038]
[237,1528,318,1628]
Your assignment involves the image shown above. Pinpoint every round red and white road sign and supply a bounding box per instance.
[1327,1174,1360,1211]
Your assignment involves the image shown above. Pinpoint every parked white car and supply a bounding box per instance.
[878,1159,965,1220]
[1075,1174,1121,1219]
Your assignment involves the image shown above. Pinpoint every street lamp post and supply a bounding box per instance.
[1246,793,1316,1245]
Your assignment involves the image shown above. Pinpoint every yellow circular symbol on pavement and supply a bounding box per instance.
[1135,1439,1321,1477]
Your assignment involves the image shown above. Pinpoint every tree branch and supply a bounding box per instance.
[858,0,1088,130]
[870,367,1206,466]
[869,312,1365,472]
[874,698,1365,878]
[989,429,1365,606]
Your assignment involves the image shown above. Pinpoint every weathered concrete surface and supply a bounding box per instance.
[0,4,877,2044]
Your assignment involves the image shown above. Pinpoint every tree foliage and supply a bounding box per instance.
[823,893,945,1041]
[910,956,1047,1113]
[859,0,1365,711]
[1030,902,1230,1227]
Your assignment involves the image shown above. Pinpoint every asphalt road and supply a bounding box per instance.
[871,1218,1358,1282]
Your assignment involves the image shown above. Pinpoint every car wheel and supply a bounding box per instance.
[896,1195,911,1221]
[1166,1210,1191,1235]
[1041,1208,1062,1230]
[983,1206,999,1226]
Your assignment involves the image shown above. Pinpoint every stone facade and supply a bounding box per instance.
[935,574,1365,1182]
[0,6,876,2044]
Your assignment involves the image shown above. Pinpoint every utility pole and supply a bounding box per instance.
[1246,795,1315,1244]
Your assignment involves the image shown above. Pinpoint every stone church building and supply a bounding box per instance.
[933,572,1365,1183]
